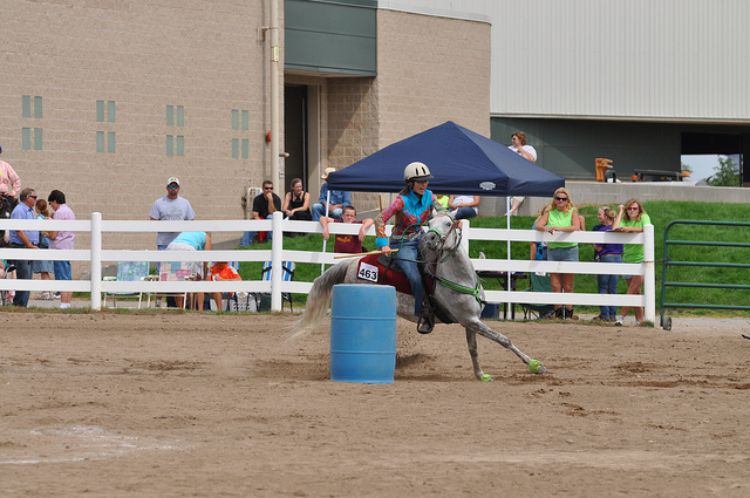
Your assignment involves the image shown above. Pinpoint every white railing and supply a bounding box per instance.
[0,212,655,322]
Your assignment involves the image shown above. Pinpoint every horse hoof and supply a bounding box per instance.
[528,359,545,374]
[479,373,494,382]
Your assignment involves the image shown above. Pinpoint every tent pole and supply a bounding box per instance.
[506,196,512,319]
[320,189,331,274]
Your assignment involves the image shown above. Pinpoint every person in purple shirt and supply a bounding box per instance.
[592,206,623,321]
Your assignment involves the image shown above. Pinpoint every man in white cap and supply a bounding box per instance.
[312,167,351,222]
[149,176,195,249]
[149,177,196,307]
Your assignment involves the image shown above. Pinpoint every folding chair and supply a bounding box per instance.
[255,260,295,312]
[153,261,193,309]
[521,272,555,320]
[103,261,150,308]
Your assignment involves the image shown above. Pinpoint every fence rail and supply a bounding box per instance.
[1,212,655,322]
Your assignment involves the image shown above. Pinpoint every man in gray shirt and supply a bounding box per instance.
[149,177,196,249]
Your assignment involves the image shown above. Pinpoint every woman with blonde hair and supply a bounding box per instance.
[33,198,55,300]
[536,187,581,319]
[612,198,651,326]
[592,205,623,321]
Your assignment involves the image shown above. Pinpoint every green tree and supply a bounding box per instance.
[708,156,740,186]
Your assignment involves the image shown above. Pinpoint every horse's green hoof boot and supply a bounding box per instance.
[480,373,494,382]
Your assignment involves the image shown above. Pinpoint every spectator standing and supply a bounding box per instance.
[149,177,195,307]
[47,189,75,309]
[448,194,480,220]
[0,145,21,200]
[149,177,195,249]
[244,180,282,244]
[536,187,581,319]
[321,205,374,254]
[8,188,40,307]
[1,145,22,245]
[592,206,623,322]
[32,198,54,300]
[507,131,538,216]
[613,199,651,326]
[312,168,351,221]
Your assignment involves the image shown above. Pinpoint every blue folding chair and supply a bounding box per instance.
[256,260,295,312]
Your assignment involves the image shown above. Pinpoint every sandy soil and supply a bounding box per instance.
[1,312,749,497]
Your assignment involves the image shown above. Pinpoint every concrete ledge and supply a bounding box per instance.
[479,181,750,217]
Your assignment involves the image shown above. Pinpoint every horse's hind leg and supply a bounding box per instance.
[465,319,546,377]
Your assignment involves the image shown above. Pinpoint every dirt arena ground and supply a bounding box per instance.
[1,312,749,497]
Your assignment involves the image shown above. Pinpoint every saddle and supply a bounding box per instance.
[355,253,456,324]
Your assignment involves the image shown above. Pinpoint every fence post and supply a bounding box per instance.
[271,211,283,311]
[90,212,102,310]
[643,223,656,325]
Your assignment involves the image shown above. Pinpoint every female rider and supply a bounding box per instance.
[375,162,441,334]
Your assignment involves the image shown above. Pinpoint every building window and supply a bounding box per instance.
[96,100,115,122]
[96,100,116,153]
[231,108,249,159]
[166,105,185,156]
[21,96,43,150]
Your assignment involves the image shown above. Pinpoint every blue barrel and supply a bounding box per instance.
[330,284,397,384]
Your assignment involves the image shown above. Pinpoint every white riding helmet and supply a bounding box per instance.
[404,161,432,182]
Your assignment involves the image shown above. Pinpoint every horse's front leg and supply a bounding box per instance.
[464,318,546,376]
[464,328,492,382]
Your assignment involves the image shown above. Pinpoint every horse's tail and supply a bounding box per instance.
[294,260,352,338]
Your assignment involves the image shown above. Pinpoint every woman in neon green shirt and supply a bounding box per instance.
[612,198,651,326]
[536,187,581,319]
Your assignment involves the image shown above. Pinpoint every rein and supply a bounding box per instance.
[425,218,484,304]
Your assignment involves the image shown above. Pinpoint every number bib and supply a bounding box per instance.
[357,262,379,283]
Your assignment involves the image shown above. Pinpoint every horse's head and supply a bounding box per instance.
[421,211,460,259]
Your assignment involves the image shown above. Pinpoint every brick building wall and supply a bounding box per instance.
[0,0,270,250]
[376,9,491,145]
[0,2,492,256]
[325,9,491,212]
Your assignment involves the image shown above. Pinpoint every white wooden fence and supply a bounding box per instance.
[0,211,655,322]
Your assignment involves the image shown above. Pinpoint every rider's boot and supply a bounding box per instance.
[417,301,435,335]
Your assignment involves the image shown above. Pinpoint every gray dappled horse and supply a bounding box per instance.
[298,210,545,381]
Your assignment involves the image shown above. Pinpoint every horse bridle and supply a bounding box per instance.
[425,217,484,304]
[426,218,462,259]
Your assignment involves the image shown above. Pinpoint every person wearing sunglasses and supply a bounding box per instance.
[612,199,651,326]
[536,187,581,319]
[149,176,196,250]
[248,180,282,244]
[7,188,40,307]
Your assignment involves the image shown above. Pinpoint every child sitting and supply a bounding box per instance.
[209,261,241,311]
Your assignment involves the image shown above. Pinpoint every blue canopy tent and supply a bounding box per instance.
[325,121,564,197]
[323,121,565,302]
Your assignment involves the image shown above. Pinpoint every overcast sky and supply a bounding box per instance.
[680,154,740,183]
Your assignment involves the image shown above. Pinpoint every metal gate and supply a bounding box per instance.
[660,220,750,330]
